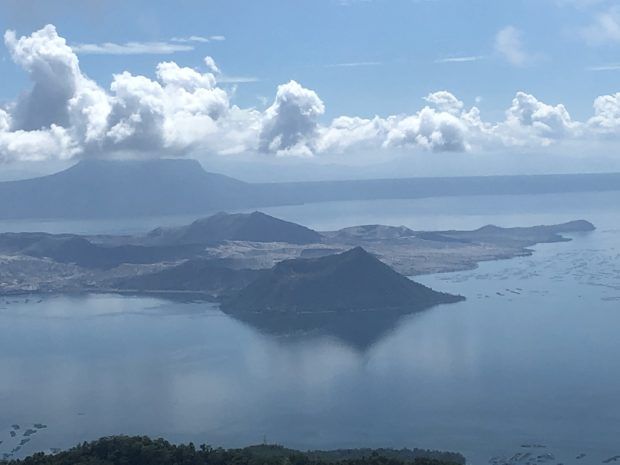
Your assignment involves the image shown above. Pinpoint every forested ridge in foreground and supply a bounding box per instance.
[0,436,465,465]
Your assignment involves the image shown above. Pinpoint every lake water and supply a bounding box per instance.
[1,191,620,465]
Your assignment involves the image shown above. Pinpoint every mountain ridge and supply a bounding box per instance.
[1,158,619,220]
[147,211,322,245]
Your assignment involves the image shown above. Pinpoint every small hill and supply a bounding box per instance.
[114,259,261,296]
[147,211,322,245]
[222,247,463,313]
[327,224,416,242]
[21,235,199,269]
[441,220,596,247]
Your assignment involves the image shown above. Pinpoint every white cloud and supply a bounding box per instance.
[0,109,10,133]
[0,125,79,163]
[71,41,194,55]
[0,25,248,160]
[589,92,620,132]
[170,36,210,43]
[581,6,620,44]
[3,24,111,142]
[384,108,469,152]
[171,35,226,43]
[495,26,531,67]
[101,62,231,153]
[435,56,484,63]
[259,80,325,156]
[505,92,578,140]
[204,56,220,74]
[424,91,464,115]
[587,63,620,71]
[3,24,620,164]
[318,116,387,154]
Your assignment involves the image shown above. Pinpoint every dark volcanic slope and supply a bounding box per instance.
[114,259,261,296]
[0,232,200,269]
[147,211,322,245]
[222,247,463,313]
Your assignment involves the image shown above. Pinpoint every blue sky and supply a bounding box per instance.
[2,0,619,119]
[2,0,620,180]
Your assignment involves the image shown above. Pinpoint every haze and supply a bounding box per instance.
[1,2,620,465]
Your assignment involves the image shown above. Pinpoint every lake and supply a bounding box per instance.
[1,191,620,465]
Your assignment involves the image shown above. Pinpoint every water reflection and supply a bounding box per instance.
[3,192,620,465]
[231,308,436,351]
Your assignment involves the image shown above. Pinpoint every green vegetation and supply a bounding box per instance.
[0,436,464,465]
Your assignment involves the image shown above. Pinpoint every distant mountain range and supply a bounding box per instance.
[0,210,323,270]
[146,211,322,245]
[0,158,255,219]
[0,158,619,220]
[221,247,464,313]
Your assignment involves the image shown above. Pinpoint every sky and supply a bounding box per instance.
[2,0,620,181]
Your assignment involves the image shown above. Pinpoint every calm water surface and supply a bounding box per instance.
[1,192,620,465]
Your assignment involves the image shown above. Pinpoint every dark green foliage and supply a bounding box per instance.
[0,437,464,465]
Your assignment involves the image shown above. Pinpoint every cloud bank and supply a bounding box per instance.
[2,25,620,164]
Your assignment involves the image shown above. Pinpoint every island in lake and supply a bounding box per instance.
[222,247,463,313]
[0,212,594,349]
[0,211,594,320]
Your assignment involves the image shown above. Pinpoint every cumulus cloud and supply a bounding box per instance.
[589,92,620,132]
[504,92,578,140]
[0,125,78,163]
[204,56,220,74]
[5,25,92,131]
[385,108,469,152]
[0,25,246,160]
[259,80,325,156]
[424,91,464,115]
[2,24,620,164]
[100,62,232,153]
[495,26,531,67]
[1,25,110,161]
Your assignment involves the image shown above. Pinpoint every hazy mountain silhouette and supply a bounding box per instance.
[0,232,201,269]
[147,211,322,245]
[0,158,255,219]
[1,158,619,220]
